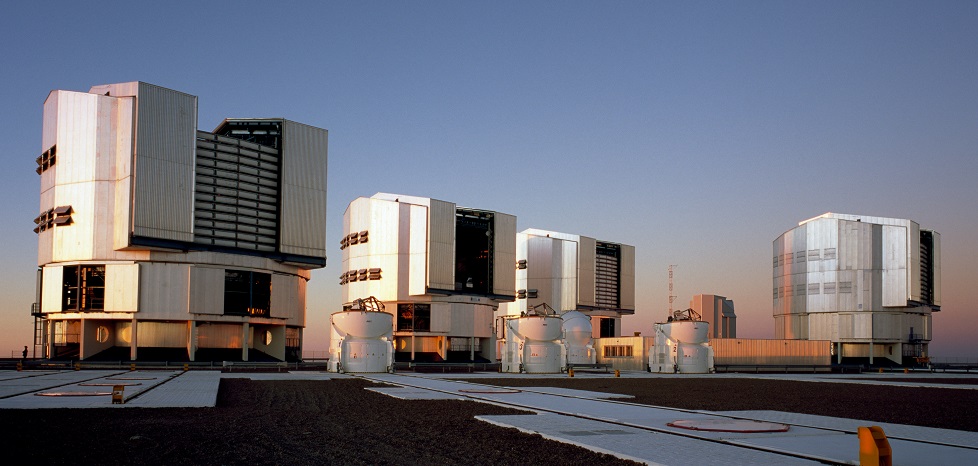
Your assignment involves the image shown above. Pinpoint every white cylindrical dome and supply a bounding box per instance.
[561,311,592,346]
[660,321,709,344]
[514,315,563,341]
[331,311,393,338]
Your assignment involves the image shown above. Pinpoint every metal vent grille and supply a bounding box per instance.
[595,242,620,308]
[920,231,933,304]
[193,130,280,251]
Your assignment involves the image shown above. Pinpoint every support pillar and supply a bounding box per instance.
[869,341,874,365]
[411,334,415,362]
[46,319,55,360]
[130,317,138,361]
[188,321,197,362]
[242,322,250,361]
[470,337,475,362]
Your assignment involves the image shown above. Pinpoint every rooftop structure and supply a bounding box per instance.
[773,213,940,365]
[32,82,328,362]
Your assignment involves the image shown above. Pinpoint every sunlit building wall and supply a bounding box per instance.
[498,229,635,338]
[689,294,736,339]
[339,193,516,363]
[33,82,328,362]
[773,213,940,364]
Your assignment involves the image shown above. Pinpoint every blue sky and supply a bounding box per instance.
[2,1,976,357]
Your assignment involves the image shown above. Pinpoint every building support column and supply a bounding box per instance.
[46,319,55,360]
[242,322,250,361]
[869,341,874,365]
[130,317,138,361]
[411,334,415,362]
[836,341,842,364]
[470,337,475,362]
[188,321,197,362]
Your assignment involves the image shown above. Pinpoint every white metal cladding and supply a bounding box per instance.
[132,322,188,348]
[341,197,400,303]
[492,212,517,297]
[270,273,300,320]
[129,82,197,243]
[40,265,63,313]
[189,266,224,315]
[448,303,494,337]
[408,204,428,296]
[526,235,575,311]
[197,323,246,348]
[104,263,139,312]
[710,339,830,365]
[278,120,328,258]
[577,235,596,307]
[426,199,456,290]
[430,303,452,333]
[619,244,636,311]
[138,262,191,318]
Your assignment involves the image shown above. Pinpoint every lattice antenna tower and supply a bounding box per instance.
[668,264,678,315]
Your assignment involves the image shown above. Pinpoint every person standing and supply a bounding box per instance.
[22,346,28,359]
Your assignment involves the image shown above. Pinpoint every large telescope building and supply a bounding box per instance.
[773,213,940,365]
[32,82,328,362]
[499,229,635,338]
[338,193,516,363]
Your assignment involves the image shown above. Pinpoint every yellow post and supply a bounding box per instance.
[74,363,80,371]
[858,426,892,466]
[183,364,189,372]
[568,368,574,377]
[615,369,621,378]
[111,385,125,404]
[878,367,883,373]
[903,368,909,374]
[130,363,136,371]
[16,362,23,372]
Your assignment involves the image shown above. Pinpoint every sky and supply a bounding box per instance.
[1,1,976,358]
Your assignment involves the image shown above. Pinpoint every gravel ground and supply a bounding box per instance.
[1,374,976,465]
[465,376,978,432]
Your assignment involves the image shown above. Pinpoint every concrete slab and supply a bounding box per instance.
[477,413,819,465]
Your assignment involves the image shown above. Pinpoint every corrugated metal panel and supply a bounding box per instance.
[270,273,300,320]
[138,262,191,318]
[134,321,188,348]
[430,303,451,333]
[711,339,830,365]
[131,82,196,243]
[577,236,596,307]
[449,302,474,335]
[190,266,224,315]
[559,239,578,311]
[492,212,517,297]
[426,199,455,290]
[295,278,307,327]
[909,221,922,303]
[525,235,556,308]
[278,120,328,258]
[41,265,63,313]
[104,263,139,312]
[619,244,636,311]
[409,204,428,296]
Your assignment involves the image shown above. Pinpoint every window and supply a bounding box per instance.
[62,265,105,311]
[224,270,271,316]
[603,345,633,358]
[396,303,431,332]
[455,209,493,294]
[599,318,616,338]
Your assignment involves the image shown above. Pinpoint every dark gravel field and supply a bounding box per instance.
[468,376,978,432]
[1,374,976,465]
